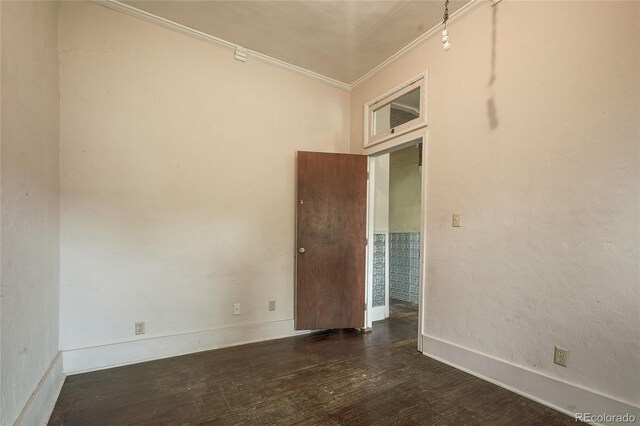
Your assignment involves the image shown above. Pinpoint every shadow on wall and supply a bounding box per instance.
[487,4,499,130]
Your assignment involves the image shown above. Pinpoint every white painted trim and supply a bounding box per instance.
[365,156,375,329]
[365,125,428,353]
[369,305,386,323]
[384,230,390,319]
[247,49,350,92]
[364,72,427,149]
[351,0,487,89]
[367,73,426,108]
[14,353,65,426]
[422,335,640,425]
[417,129,428,353]
[89,1,351,92]
[62,319,304,375]
[364,119,427,157]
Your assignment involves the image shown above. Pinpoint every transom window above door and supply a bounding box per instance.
[365,75,427,148]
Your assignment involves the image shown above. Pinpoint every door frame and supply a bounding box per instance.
[366,158,390,324]
[365,126,428,352]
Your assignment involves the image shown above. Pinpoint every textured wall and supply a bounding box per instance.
[351,1,640,405]
[58,2,350,354]
[0,2,60,424]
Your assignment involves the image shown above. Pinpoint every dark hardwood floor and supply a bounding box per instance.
[49,303,575,425]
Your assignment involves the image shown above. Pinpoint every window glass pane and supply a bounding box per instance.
[371,87,420,136]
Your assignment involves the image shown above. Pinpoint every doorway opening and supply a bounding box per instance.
[366,139,423,340]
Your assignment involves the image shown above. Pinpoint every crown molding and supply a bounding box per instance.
[350,0,488,89]
[89,0,352,92]
[90,0,488,93]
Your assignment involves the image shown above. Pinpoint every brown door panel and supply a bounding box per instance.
[295,151,367,330]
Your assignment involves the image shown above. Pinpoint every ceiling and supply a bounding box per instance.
[122,1,468,85]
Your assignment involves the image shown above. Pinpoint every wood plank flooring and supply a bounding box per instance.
[49,303,575,425]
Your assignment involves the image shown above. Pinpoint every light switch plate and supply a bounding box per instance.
[452,213,461,227]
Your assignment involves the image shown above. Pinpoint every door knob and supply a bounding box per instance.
[298,248,306,254]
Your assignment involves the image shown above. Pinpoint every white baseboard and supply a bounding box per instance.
[14,352,65,426]
[422,335,639,426]
[63,319,302,375]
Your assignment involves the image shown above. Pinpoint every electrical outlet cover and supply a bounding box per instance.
[135,321,145,335]
[269,300,276,311]
[554,346,568,367]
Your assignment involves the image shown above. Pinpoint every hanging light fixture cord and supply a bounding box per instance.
[443,0,449,25]
[442,0,451,51]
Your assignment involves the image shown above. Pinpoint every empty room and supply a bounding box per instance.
[1,0,638,425]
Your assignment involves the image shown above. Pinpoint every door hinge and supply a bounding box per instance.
[366,237,369,246]
[364,303,367,311]
[367,171,370,180]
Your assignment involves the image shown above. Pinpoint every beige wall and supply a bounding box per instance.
[389,146,421,233]
[351,1,639,406]
[2,0,637,417]
[58,1,350,364]
[1,2,60,424]
[373,154,389,233]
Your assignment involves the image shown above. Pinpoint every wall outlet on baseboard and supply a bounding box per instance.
[135,321,145,335]
[554,346,568,367]
[233,303,241,316]
[269,300,276,311]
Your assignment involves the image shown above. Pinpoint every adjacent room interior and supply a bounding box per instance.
[1,0,638,425]
[388,145,422,316]
[369,143,423,327]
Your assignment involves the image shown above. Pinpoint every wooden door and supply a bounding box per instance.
[295,151,367,330]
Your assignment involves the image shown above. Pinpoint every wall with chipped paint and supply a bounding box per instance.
[351,0,639,409]
[58,1,350,369]
[0,1,61,424]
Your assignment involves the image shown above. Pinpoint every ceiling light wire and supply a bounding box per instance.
[442,0,451,51]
